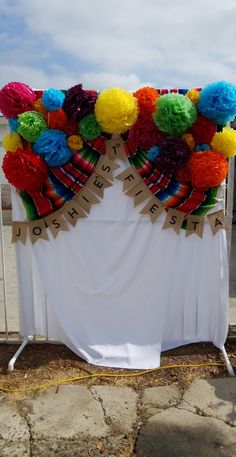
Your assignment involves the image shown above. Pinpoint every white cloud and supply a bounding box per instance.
[81,72,153,91]
[1,0,236,88]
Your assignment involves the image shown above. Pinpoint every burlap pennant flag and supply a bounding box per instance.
[44,211,69,238]
[74,187,100,214]
[207,210,229,235]
[29,219,49,244]
[11,222,27,244]
[162,208,186,234]
[126,181,153,207]
[62,200,87,227]
[95,155,120,182]
[85,173,113,198]
[116,166,142,192]
[186,215,204,238]
[140,196,164,223]
[105,135,127,161]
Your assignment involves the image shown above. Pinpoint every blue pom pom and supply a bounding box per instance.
[147,146,160,161]
[198,81,236,125]
[42,88,65,111]
[8,117,19,132]
[195,144,211,152]
[33,129,72,167]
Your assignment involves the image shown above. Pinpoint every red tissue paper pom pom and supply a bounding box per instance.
[189,149,228,190]
[45,109,78,135]
[128,115,163,151]
[2,147,48,193]
[175,164,191,185]
[133,87,159,116]
[0,82,36,119]
[189,116,216,146]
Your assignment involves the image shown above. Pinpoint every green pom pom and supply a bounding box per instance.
[79,114,102,140]
[18,111,47,142]
[153,93,197,136]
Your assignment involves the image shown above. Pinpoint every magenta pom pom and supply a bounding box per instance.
[0,82,36,119]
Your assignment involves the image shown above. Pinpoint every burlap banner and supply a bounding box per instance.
[74,187,100,214]
[207,210,229,235]
[95,155,120,182]
[162,208,186,234]
[28,219,49,244]
[86,173,112,198]
[105,135,127,161]
[116,166,142,192]
[140,196,164,223]
[126,181,153,207]
[12,221,27,245]
[62,200,87,226]
[186,215,204,238]
[44,210,69,238]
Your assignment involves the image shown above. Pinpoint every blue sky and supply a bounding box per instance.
[0,0,236,91]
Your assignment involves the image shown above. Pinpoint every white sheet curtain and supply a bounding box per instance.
[12,175,229,369]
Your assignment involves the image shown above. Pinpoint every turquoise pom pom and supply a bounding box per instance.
[8,117,19,132]
[147,146,160,161]
[198,81,236,125]
[42,88,65,111]
[33,129,72,167]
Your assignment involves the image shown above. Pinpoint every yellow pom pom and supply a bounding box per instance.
[186,89,200,104]
[95,87,139,134]
[3,132,23,152]
[67,135,83,150]
[211,127,236,158]
[182,133,195,150]
[33,99,47,114]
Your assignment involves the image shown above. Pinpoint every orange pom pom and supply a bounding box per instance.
[189,150,228,190]
[33,99,47,115]
[45,109,78,135]
[133,87,159,116]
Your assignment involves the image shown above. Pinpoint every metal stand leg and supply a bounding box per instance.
[8,336,33,371]
[221,346,235,377]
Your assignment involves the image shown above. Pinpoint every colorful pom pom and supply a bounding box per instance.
[153,93,197,136]
[33,98,47,115]
[0,82,36,119]
[189,116,216,146]
[147,146,161,161]
[67,135,84,151]
[189,149,228,190]
[151,136,191,171]
[175,165,191,185]
[18,111,47,143]
[186,89,200,104]
[133,87,159,116]
[45,109,78,135]
[79,114,102,140]
[198,81,236,125]
[128,116,163,150]
[3,132,23,152]
[195,144,211,152]
[2,148,48,193]
[8,118,19,132]
[33,129,72,167]
[95,87,139,134]
[211,127,236,158]
[42,88,65,111]
[181,133,195,150]
[63,84,97,121]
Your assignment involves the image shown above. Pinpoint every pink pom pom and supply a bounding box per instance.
[0,82,36,119]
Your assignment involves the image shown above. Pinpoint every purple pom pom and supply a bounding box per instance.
[62,84,98,121]
[153,136,191,171]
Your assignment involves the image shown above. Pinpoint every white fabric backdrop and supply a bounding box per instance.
[12,170,229,369]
